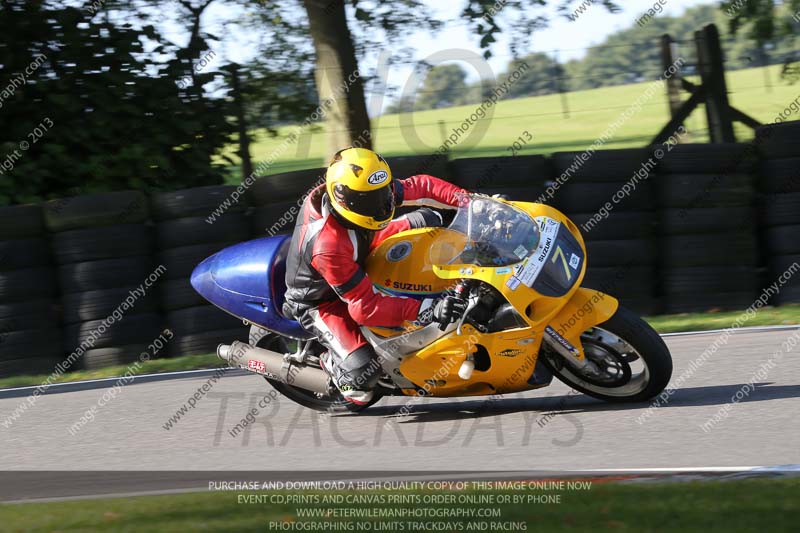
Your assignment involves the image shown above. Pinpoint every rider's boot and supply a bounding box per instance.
[320,345,381,405]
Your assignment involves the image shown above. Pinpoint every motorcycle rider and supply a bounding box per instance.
[283,147,469,405]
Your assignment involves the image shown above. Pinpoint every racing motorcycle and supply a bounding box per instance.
[191,194,672,412]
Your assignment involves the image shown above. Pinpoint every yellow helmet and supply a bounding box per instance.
[325,147,395,230]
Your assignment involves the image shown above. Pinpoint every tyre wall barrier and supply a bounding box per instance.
[655,143,760,313]
[44,191,158,371]
[756,121,800,305]
[548,148,658,315]
[151,186,251,358]
[0,204,61,377]
[0,120,798,376]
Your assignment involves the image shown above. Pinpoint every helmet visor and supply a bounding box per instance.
[333,183,395,222]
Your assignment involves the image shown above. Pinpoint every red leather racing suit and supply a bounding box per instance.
[282,175,464,358]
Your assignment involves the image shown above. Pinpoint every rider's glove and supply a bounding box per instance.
[418,295,468,329]
[406,207,444,229]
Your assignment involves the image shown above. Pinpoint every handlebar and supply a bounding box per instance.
[437,280,477,332]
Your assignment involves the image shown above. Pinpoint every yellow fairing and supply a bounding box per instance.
[366,201,620,397]
[548,287,619,359]
[399,324,545,396]
[366,227,465,301]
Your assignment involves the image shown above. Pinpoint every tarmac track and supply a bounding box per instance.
[1,328,799,501]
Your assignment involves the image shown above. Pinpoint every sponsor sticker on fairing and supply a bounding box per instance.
[544,325,580,356]
[247,359,266,374]
[514,217,560,287]
[569,253,580,269]
[386,241,412,262]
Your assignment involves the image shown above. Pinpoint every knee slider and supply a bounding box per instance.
[340,345,381,389]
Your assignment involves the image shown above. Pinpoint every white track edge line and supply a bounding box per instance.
[0,367,237,393]
[660,324,800,337]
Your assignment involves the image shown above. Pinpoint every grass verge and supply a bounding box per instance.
[1,478,799,532]
[0,353,221,390]
[644,303,800,334]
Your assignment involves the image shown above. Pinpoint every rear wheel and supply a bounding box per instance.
[542,306,672,402]
[258,336,380,413]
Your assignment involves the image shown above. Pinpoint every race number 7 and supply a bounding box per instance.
[551,245,572,281]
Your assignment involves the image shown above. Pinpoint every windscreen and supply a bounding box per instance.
[429,195,540,268]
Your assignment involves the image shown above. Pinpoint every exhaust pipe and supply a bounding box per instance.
[217,341,330,395]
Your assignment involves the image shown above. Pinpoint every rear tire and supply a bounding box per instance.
[542,305,672,402]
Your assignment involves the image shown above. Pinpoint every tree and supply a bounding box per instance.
[0,1,234,205]
[461,0,620,59]
[415,64,471,110]
[564,6,717,91]
[295,0,446,158]
[302,0,374,157]
[94,1,625,162]
[555,3,797,92]
[720,0,800,82]
[504,53,564,98]
[721,0,800,42]
[224,60,319,179]
[82,0,320,181]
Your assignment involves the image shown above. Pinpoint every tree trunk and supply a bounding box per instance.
[301,0,372,160]
[229,65,254,180]
[179,0,215,95]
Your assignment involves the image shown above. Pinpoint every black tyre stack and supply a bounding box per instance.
[44,192,161,370]
[656,144,760,313]
[449,155,550,200]
[447,155,552,247]
[387,154,450,182]
[550,149,659,315]
[0,205,62,377]
[756,120,800,305]
[249,168,325,237]
[151,186,250,357]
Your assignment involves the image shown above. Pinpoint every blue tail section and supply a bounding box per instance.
[190,235,313,340]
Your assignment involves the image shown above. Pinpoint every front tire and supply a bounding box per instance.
[542,305,672,402]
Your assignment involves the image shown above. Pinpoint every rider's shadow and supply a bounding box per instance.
[353,393,599,423]
[354,382,800,423]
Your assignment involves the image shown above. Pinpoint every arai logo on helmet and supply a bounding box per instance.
[367,170,389,185]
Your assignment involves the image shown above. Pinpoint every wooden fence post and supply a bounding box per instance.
[661,35,683,119]
[696,24,736,143]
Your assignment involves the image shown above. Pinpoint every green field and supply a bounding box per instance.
[224,64,800,178]
[2,479,799,532]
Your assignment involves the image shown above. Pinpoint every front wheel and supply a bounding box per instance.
[542,305,672,402]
